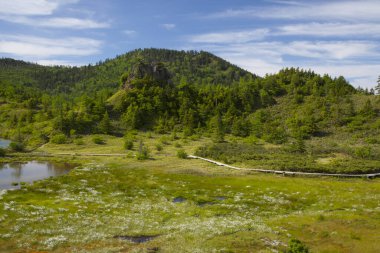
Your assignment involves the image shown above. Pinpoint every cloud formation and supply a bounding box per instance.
[189,29,269,43]
[0,35,102,58]
[0,15,109,29]
[0,0,108,30]
[208,0,380,21]
[190,0,380,88]
[0,0,71,16]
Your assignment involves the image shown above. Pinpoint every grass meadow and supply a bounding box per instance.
[0,133,379,252]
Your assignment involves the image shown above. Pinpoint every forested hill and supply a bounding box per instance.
[1,47,378,153]
[0,48,255,95]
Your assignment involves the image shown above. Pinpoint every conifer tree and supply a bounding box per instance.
[99,111,111,134]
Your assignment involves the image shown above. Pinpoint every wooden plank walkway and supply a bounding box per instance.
[188,155,380,179]
[30,152,127,157]
[56,153,127,156]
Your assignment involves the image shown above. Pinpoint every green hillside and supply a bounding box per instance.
[0,48,254,95]
[0,48,379,173]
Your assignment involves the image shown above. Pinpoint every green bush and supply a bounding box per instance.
[174,142,182,148]
[283,238,309,253]
[124,139,134,150]
[0,148,6,157]
[9,142,25,152]
[137,141,150,160]
[50,133,67,144]
[74,138,84,145]
[92,136,105,145]
[353,146,372,159]
[177,149,188,159]
[288,138,306,153]
[155,143,163,151]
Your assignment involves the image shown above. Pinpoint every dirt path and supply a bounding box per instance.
[188,155,380,179]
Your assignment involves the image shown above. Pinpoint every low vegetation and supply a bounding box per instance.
[0,48,379,252]
[0,149,379,252]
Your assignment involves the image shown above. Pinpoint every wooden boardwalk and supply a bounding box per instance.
[189,155,380,179]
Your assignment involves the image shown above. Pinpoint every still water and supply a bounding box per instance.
[0,161,75,189]
[0,138,10,148]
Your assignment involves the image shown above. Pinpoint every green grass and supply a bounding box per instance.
[195,138,380,174]
[1,153,380,252]
[0,133,379,252]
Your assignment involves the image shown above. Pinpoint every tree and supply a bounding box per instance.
[376,75,380,95]
[98,111,111,134]
[212,113,225,143]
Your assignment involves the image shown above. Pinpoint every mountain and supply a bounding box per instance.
[0,48,256,96]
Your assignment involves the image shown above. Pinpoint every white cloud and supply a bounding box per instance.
[189,29,269,43]
[0,15,109,29]
[283,41,378,60]
[39,17,109,29]
[191,39,378,61]
[0,0,108,30]
[277,22,380,37]
[162,23,176,30]
[208,1,380,21]
[0,35,102,58]
[0,0,77,16]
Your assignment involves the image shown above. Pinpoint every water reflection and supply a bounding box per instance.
[0,161,75,189]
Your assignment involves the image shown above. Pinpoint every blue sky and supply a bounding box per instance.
[0,0,379,89]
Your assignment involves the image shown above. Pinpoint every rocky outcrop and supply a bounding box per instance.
[122,61,171,89]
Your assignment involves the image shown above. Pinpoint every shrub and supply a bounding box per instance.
[124,139,134,150]
[155,143,163,151]
[50,133,67,144]
[283,238,309,253]
[74,138,84,145]
[92,136,105,145]
[137,141,150,160]
[174,142,182,148]
[9,142,24,152]
[177,149,188,159]
[0,148,6,157]
[171,131,178,141]
[288,138,306,153]
[353,146,372,159]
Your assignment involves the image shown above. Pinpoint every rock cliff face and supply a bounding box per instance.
[122,61,171,89]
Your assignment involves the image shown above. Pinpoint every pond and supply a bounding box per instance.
[0,161,76,189]
[0,138,11,148]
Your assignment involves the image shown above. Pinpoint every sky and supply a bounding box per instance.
[0,0,379,89]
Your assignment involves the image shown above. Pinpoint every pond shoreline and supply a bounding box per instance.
[0,160,77,190]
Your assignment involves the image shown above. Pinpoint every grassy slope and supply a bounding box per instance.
[0,134,379,252]
[194,94,380,174]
